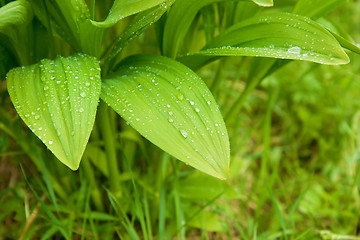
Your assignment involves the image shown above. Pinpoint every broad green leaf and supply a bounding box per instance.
[178,12,349,70]
[163,0,272,58]
[101,55,230,179]
[7,54,101,170]
[0,0,33,65]
[91,0,167,28]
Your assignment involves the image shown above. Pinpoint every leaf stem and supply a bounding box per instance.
[90,0,96,21]
[225,58,275,123]
[97,101,121,195]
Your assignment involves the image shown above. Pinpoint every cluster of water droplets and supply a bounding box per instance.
[200,12,344,65]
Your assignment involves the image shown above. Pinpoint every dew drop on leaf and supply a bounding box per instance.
[180,129,188,138]
[177,94,184,101]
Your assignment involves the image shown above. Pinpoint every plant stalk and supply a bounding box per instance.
[97,101,121,195]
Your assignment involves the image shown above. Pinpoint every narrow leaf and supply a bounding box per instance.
[327,29,360,55]
[292,0,346,19]
[162,0,272,58]
[252,0,273,7]
[7,54,101,170]
[179,12,349,70]
[91,0,167,28]
[101,55,230,179]
[103,0,175,73]
[163,0,219,58]
[0,0,33,64]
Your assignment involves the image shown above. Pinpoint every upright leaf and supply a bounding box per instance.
[179,12,350,70]
[293,0,346,19]
[0,0,33,65]
[7,54,101,170]
[101,55,230,179]
[31,0,170,57]
[103,0,175,73]
[162,0,272,58]
[91,0,167,28]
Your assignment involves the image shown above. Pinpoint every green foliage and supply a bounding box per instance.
[102,54,230,179]
[7,54,101,170]
[179,12,349,70]
[0,0,359,239]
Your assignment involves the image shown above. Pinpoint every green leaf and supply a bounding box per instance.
[162,0,273,58]
[179,12,350,70]
[101,54,230,179]
[103,0,175,73]
[31,0,106,57]
[292,0,346,19]
[0,0,33,65]
[252,0,273,7]
[179,173,241,199]
[31,0,169,57]
[327,29,360,55]
[91,0,167,28]
[163,0,219,58]
[7,53,101,170]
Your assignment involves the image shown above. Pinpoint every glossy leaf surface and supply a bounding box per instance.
[252,0,273,7]
[91,0,167,28]
[0,0,33,64]
[7,54,101,170]
[101,55,230,179]
[179,12,349,70]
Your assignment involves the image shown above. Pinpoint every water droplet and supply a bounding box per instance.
[207,100,211,105]
[80,92,86,98]
[190,101,195,105]
[195,108,200,113]
[177,94,184,101]
[288,46,301,54]
[79,107,84,113]
[48,141,53,145]
[180,130,188,138]
[34,115,40,120]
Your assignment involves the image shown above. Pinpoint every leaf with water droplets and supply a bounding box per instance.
[179,12,349,70]
[101,54,230,179]
[6,53,101,170]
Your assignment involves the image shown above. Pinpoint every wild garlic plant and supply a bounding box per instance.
[1,0,359,183]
